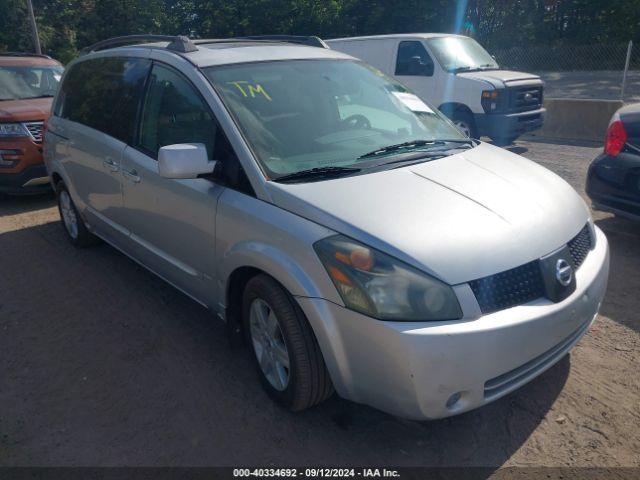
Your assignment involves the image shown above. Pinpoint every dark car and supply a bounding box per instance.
[586,103,640,221]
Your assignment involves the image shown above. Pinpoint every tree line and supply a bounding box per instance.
[1,0,639,63]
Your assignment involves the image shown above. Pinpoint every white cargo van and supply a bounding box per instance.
[328,34,545,144]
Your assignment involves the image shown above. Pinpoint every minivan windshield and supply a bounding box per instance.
[0,65,64,101]
[204,60,466,179]
[427,37,498,72]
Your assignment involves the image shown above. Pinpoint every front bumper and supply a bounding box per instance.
[298,226,609,420]
[0,136,50,195]
[0,163,51,195]
[475,107,546,140]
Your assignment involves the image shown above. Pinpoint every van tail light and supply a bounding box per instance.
[604,120,627,156]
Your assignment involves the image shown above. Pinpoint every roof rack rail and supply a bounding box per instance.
[232,35,329,49]
[80,35,198,56]
[0,52,52,59]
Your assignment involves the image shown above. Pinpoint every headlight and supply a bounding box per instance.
[0,123,30,138]
[314,235,462,321]
[481,89,503,113]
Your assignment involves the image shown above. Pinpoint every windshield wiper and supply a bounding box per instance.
[359,139,476,160]
[381,152,447,167]
[358,140,442,159]
[452,64,497,73]
[451,66,474,73]
[23,94,55,99]
[273,166,361,183]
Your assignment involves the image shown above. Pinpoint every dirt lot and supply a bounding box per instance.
[1,139,639,468]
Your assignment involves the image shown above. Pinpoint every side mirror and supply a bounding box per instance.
[158,143,217,179]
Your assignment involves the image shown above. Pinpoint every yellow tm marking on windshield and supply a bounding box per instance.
[228,81,272,101]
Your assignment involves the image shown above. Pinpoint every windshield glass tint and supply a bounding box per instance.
[0,65,64,101]
[205,60,464,178]
[427,37,498,72]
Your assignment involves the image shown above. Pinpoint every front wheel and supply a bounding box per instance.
[242,274,334,411]
[451,111,478,139]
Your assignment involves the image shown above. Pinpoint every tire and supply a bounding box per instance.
[451,110,478,139]
[242,274,334,411]
[55,182,99,248]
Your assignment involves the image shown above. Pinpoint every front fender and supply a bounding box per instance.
[216,189,344,308]
[220,239,340,303]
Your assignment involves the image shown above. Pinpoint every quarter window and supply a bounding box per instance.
[137,64,216,158]
[395,41,434,76]
[56,57,150,143]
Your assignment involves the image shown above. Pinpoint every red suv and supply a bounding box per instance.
[0,53,64,194]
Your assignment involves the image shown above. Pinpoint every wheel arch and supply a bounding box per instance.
[51,171,64,187]
[438,102,474,119]
[220,241,342,343]
[48,166,82,207]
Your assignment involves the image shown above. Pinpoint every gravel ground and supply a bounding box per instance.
[1,140,639,469]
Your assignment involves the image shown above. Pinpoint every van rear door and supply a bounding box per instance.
[53,56,151,249]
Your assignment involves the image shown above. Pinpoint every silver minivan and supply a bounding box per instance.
[44,35,609,420]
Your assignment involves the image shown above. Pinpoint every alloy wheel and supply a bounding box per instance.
[59,190,79,239]
[249,298,291,391]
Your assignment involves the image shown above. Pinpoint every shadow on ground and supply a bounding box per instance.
[595,216,640,334]
[1,216,570,467]
[0,191,55,217]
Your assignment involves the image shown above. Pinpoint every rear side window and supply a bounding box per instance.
[56,57,150,143]
[395,41,434,76]
[137,64,217,158]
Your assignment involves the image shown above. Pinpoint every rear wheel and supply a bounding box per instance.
[242,274,334,411]
[55,182,99,247]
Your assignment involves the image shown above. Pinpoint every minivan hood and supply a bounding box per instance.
[0,97,52,122]
[266,142,589,285]
[457,69,542,88]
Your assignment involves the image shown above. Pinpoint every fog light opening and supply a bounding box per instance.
[446,391,462,409]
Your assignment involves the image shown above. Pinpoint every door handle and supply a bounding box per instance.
[103,157,119,172]
[122,167,141,184]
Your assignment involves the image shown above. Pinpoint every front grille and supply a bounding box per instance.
[470,223,593,315]
[23,121,44,143]
[568,224,593,268]
[469,261,545,315]
[509,86,543,112]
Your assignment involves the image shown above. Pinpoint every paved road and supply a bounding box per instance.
[1,140,639,468]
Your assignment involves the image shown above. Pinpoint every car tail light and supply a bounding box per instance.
[604,120,627,156]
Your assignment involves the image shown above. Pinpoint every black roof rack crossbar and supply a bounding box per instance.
[80,35,198,55]
[0,52,52,59]
[231,35,329,49]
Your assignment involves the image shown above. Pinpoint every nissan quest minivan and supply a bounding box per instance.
[44,35,609,420]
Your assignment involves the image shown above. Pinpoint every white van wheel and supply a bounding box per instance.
[452,111,477,139]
